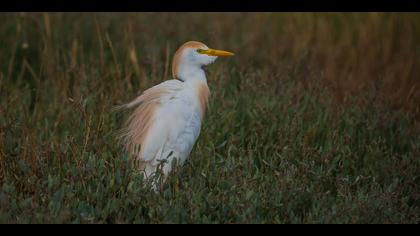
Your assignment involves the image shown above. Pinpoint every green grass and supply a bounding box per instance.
[0,13,419,223]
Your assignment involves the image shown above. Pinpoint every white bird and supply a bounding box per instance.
[118,41,234,188]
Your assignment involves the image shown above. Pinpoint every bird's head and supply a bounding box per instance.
[172,41,234,80]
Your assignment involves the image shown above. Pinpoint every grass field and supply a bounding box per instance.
[0,12,419,223]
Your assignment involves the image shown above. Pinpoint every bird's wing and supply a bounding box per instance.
[118,79,184,156]
[116,79,183,110]
[119,79,201,168]
[142,93,202,166]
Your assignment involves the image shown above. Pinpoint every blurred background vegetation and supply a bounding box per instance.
[0,13,419,223]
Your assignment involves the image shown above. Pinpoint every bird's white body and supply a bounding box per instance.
[118,41,233,188]
[137,78,206,177]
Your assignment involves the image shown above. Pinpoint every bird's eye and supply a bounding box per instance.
[196,49,205,54]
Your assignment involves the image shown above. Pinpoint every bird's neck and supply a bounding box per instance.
[177,65,207,84]
[176,65,210,119]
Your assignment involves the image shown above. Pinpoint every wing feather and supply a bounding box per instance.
[117,80,183,160]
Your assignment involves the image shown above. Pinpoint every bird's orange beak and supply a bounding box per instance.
[197,48,234,57]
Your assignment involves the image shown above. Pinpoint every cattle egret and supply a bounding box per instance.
[118,41,234,189]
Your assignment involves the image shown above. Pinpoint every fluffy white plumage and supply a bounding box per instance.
[118,41,233,189]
